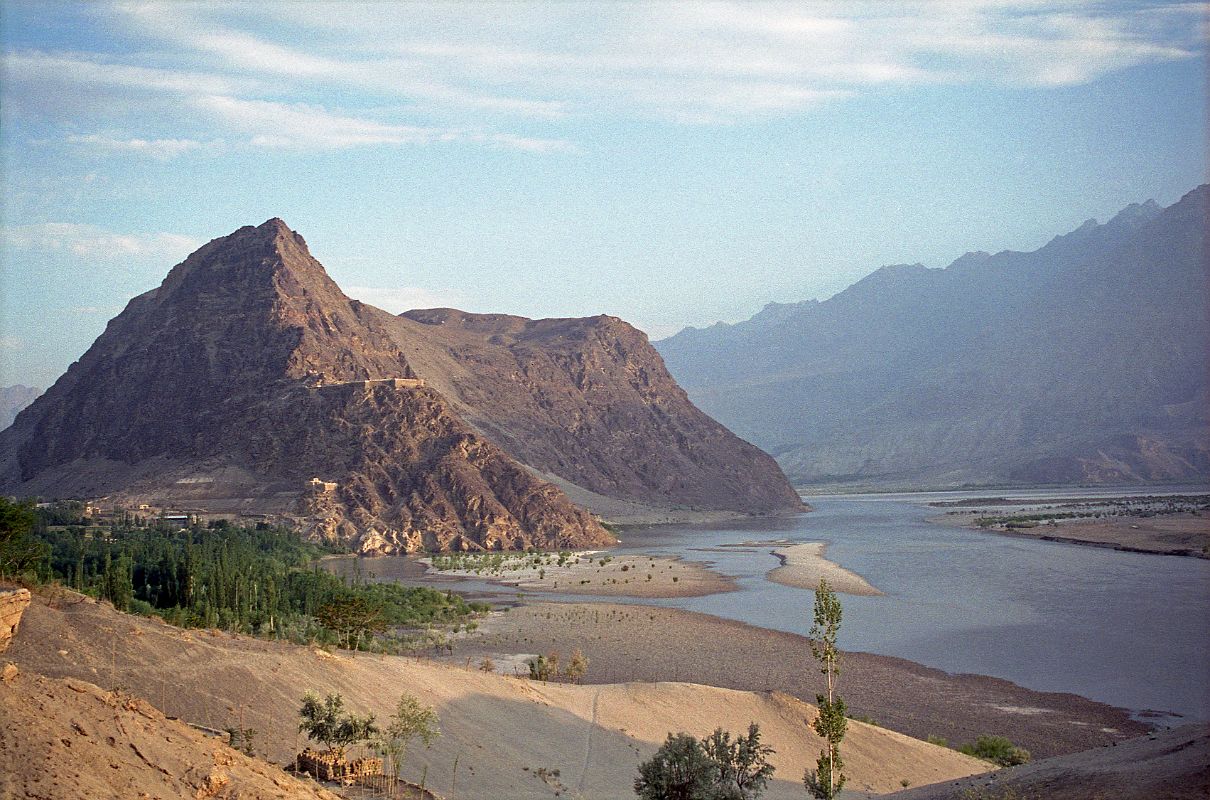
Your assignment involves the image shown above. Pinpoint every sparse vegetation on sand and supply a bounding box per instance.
[933,494,1210,558]
[425,547,734,598]
[429,549,586,575]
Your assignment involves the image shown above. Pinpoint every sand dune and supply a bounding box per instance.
[7,592,987,799]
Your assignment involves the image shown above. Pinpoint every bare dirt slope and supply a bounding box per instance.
[0,668,341,800]
[7,594,988,799]
[885,723,1210,800]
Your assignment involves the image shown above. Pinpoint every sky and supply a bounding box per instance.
[1,1,1206,388]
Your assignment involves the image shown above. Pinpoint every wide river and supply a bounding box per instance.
[336,488,1210,723]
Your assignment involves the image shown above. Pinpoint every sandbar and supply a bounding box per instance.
[935,510,1210,559]
[765,542,883,596]
[422,552,736,598]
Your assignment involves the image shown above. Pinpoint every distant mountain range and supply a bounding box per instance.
[0,386,40,431]
[0,219,802,553]
[656,186,1210,489]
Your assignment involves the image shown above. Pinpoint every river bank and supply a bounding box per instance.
[930,495,1210,558]
[444,601,1150,760]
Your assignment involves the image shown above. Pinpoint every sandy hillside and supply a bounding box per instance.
[885,723,1210,800]
[453,603,1149,760]
[0,667,342,800]
[6,593,988,799]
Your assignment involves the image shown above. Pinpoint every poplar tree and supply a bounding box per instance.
[804,579,846,800]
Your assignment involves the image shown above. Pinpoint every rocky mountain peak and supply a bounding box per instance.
[154,217,330,306]
[2,218,803,552]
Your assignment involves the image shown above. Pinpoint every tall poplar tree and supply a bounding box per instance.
[804,579,846,800]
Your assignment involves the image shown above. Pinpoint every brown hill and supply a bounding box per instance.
[6,593,988,799]
[395,308,802,514]
[0,219,801,552]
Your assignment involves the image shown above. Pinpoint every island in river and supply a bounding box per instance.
[930,493,1210,558]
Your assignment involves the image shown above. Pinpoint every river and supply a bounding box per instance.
[330,487,1210,722]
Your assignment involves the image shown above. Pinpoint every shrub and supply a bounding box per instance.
[634,732,715,800]
[297,692,378,760]
[958,735,1031,767]
[564,648,589,683]
[635,725,775,800]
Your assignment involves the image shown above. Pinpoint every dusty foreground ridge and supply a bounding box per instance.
[0,669,341,800]
[886,723,1210,800]
[6,593,988,799]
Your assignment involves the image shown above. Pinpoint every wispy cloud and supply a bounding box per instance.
[193,95,573,152]
[3,223,201,261]
[66,134,211,160]
[2,0,1205,154]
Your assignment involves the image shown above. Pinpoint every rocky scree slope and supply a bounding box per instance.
[394,308,802,513]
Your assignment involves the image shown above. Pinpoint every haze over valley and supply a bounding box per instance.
[657,186,1209,490]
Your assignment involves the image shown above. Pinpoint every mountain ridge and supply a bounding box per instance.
[1,219,802,551]
[656,186,1210,488]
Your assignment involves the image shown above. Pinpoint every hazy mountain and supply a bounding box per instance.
[0,219,801,552]
[656,186,1210,488]
[0,386,40,431]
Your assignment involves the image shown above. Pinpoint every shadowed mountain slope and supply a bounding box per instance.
[0,219,800,551]
[657,186,1210,488]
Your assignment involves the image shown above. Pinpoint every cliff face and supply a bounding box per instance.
[1,218,800,552]
[259,381,611,554]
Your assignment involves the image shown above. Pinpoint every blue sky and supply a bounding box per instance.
[1,1,1206,388]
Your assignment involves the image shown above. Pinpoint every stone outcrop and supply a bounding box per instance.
[0,588,30,653]
[0,218,803,551]
[0,588,31,653]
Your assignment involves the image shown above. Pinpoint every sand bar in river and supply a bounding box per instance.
[423,551,736,598]
[765,541,883,596]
